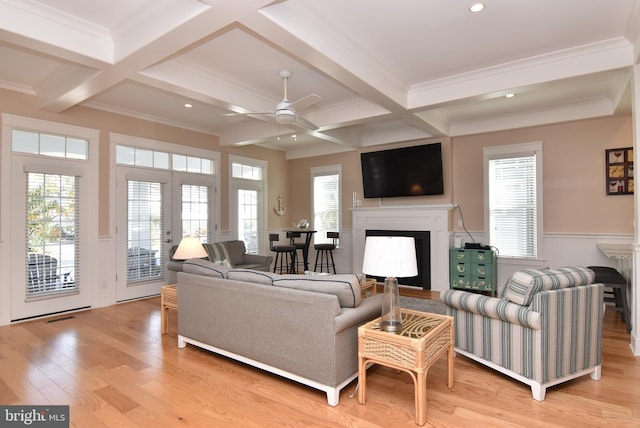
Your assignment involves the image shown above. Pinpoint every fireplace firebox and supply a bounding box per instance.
[365,229,431,289]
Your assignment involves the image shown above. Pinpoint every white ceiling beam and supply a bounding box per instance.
[450,97,615,136]
[409,38,634,109]
[29,0,278,112]
[239,9,446,137]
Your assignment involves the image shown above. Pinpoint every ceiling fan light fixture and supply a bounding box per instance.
[276,110,296,125]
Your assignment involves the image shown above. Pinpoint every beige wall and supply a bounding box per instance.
[289,138,454,230]
[288,116,633,238]
[0,89,288,236]
[1,88,633,238]
[451,116,634,234]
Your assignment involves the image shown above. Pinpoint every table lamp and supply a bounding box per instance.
[173,236,207,260]
[362,236,417,333]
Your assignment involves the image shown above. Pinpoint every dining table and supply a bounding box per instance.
[288,229,316,271]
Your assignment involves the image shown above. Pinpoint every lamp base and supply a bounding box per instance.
[380,276,403,334]
[380,320,402,333]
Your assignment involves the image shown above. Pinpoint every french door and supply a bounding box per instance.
[116,168,171,301]
[10,158,93,321]
[116,168,216,301]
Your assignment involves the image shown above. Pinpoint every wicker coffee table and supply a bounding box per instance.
[358,308,454,426]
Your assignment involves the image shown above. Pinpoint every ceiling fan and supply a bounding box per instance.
[225,70,321,130]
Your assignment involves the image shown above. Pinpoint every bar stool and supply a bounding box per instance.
[269,233,296,274]
[588,265,631,332]
[287,231,305,274]
[314,232,338,274]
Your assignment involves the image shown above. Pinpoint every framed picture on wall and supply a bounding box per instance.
[606,147,634,195]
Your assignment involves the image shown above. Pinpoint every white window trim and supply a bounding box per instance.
[229,155,268,254]
[109,133,221,240]
[1,113,99,325]
[483,141,544,260]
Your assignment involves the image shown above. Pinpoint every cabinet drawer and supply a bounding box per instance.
[450,249,470,263]
[451,262,468,274]
[471,250,493,264]
[470,275,492,290]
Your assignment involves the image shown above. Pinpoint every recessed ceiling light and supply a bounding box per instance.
[184,103,192,108]
[505,93,515,98]
[469,3,485,13]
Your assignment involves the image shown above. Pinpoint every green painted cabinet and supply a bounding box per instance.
[449,248,497,296]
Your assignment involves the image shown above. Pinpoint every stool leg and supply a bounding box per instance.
[273,253,279,273]
[329,250,336,274]
[314,251,320,272]
[320,250,327,272]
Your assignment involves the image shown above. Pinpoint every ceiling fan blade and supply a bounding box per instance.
[293,114,319,131]
[222,111,274,116]
[288,94,321,111]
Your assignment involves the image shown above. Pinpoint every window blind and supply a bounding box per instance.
[127,180,164,282]
[313,173,340,245]
[25,172,80,299]
[181,184,212,243]
[489,154,537,258]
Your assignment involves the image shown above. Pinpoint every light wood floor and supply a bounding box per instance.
[1,290,639,427]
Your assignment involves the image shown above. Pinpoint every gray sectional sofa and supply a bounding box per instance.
[176,259,384,406]
[167,240,272,282]
[167,240,273,271]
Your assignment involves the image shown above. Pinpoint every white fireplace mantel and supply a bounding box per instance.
[352,204,456,292]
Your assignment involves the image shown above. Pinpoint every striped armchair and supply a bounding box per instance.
[441,266,604,401]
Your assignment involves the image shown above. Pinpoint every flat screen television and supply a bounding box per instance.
[360,143,444,198]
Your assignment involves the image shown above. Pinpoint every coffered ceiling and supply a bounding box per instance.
[1,0,639,158]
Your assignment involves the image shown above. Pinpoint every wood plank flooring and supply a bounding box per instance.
[0,290,639,427]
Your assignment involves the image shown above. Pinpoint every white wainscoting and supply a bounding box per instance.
[309,230,633,294]
[454,231,633,294]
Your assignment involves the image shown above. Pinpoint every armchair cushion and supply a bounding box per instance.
[502,266,595,306]
[441,290,541,330]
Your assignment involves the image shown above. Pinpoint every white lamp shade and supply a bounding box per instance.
[173,237,207,260]
[362,236,418,278]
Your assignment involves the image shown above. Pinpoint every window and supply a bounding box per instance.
[484,142,543,258]
[312,165,341,245]
[181,184,212,242]
[127,180,164,282]
[115,145,215,175]
[13,129,88,159]
[25,172,80,298]
[232,162,262,180]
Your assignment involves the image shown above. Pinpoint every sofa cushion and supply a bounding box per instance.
[227,269,278,285]
[203,242,235,267]
[182,258,230,278]
[272,274,362,308]
[502,266,595,306]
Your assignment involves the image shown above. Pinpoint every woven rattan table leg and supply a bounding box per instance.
[447,343,454,389]
[161,304,169,334]
[358,356,367,404]
[416,372,427,426]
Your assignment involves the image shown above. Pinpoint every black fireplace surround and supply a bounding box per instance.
[365,229,431,290]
